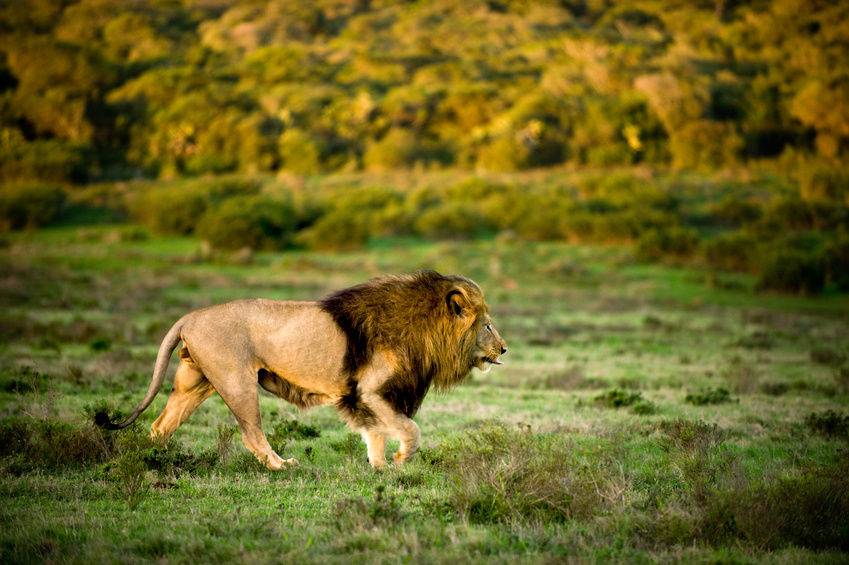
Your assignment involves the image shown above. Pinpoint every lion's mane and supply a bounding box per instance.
[320,270,484,420]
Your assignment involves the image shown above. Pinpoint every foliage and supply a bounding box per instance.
[196,195,298,250]
[2,1,848,182]
[805,410,849,438]
[685,387,734,406]
[757,248,826,295]
[0,184,66,231]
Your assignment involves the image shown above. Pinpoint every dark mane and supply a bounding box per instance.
[319,270,484,417]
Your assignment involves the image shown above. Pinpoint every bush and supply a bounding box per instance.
[0,184,67,231]
[414,201,493,239]
[363,128,426,171]
[594,388,642,408]
[701,232,760,272]
[757,248,826,295]
[435,423,619,524]
[296,210,369,251]
[799,164,849,203]
[0,139,89,183]
[196,195,297,250]
[129,185,209,235]
[805,410,849,437]
[825,233,849,289]
[685,387,734,406]
[635,226,699,262]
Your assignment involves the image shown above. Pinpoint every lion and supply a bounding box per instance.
[97,271,507,470]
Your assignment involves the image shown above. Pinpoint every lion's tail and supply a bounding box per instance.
[95,316,186,430]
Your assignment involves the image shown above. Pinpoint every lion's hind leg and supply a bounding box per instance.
[151,354,215,440]
[208,368,298,471]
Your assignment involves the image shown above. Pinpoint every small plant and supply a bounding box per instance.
[757,248,826,295]
[333,485,407,531]
[632,399,657,415]
[594,388,642,408]
[330,432,362,456]
[267,419,320,454]
[810,346,845,366]
[110,427,151,510]
[215,423,237,466]
[685,387,734,406]
[804,410,849,437]
[112,449,148,510]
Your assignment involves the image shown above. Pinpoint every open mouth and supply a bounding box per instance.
[482,356,503,366]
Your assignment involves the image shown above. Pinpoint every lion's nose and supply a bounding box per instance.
[501,345,507,355]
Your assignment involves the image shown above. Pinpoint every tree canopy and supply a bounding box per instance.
[1,0,847,182]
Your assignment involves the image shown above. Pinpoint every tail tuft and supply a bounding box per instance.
[93,410,118,430]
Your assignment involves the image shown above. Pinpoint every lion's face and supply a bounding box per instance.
[472,313,507,373]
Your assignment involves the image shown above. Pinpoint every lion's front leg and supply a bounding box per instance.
[391,418,420,465]
[361,430,387,469]
[359,391,421,467]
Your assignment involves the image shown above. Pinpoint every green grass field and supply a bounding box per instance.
[2,225,848,563]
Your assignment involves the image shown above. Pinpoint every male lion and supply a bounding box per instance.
[98,271,507,469]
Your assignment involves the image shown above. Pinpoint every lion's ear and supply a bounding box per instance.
[446,288,469,317]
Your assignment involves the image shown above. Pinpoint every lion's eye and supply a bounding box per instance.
[486,324,492,332]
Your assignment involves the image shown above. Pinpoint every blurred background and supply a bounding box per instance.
[1,0,847,289]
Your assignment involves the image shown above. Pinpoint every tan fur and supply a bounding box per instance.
[104,272,506,470]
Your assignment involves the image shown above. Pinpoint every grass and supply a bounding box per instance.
[1,225,848,563]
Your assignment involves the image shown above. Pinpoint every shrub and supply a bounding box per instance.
[594,388,642,408]
[799,164,849,203]
[414,201,493,239]
[363,128,426,171]
[279,128,323,175]
[0,184,67,231]
[810,346,846,366]
[757,248,826,295]
[0,139,89,183]
[635,226,699,262]
[0,417,110,473]
[701,232,760,272]
[436,423,619,524]
[196,195,297,250]
[296,210,369,250]
[129,185,209,235]
[685,387,734,406]
[825,233,849,289]
[710,195,762,227]
[805,410,849,437]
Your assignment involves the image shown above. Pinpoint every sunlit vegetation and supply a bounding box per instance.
[1,0,847,181]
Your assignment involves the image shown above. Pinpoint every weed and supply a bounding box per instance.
[594,388,642,408]
[110,428,150,510]
[330,433,362,456]
[759,381,790,396]
[89,338,111,352]
[721,357,759,394]
[685,387,734,406]
[0,417,111,473]
[632,400,658,415]
[333,486,408,531]
[267,419,321,454]
[436,423,621,525]
[810,346,846,366]
[804,410,849,437]
[543,365,588,390]
[215,423,238,465]
[835,366,849,394]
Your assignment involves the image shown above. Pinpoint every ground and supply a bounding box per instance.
[1,226,847,563]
